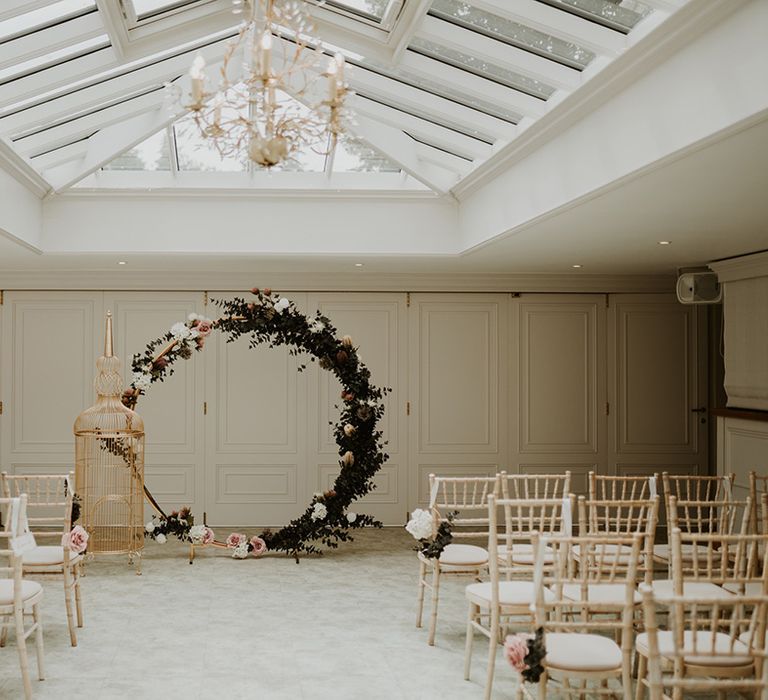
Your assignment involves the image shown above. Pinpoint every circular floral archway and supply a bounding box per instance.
[122,289,389,560]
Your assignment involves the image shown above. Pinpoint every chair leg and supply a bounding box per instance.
[0,615,8,647]
[62,565,77,646]
[427,564,441,646]
[415,559,426,629]
[74,564,84,628]
[635,654,647,700]
[32,603,44,681]
[484,613,499,700]
[538,671,548,700]
[464,603,476,680]
[14,607,32,700]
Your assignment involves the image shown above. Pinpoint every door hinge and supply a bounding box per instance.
[406,401,411,416]
[605,402,610,416]
[0,401,3,415]
[406,292,411,308]
[203,291,209,307]
[0,290,4,305]
[604,294,609,309]
[203,401,208,415]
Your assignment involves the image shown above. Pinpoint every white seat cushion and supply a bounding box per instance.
[562,583,641,604]
[651,579,735,601]
[0,580,43,606]
[466,581,553,608]
[545,633,622,671]
[722,581,765,596]
[497,543,554,564]
[22,545,81,567]
[438,543,488,569]
[738,630,768,647]
[636,631,752,666]
[653,543,709,562]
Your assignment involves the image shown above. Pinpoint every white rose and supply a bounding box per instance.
[188,313,199,322]
[274,297,290,314]
[189,525,206,544]
[405,509,434,541]
[188,328,200,339]
[170,322,191,340]
[346,512,357,524]
[310,320,325,333]
[145,521,155,533]
[232,541,249,559]
[155,533,167,545]
[311,502,327,521]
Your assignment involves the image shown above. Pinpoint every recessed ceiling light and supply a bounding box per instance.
[355,263,363,267]
[118,261,126,265]
[658,240,671,245]
[572,264,582,269]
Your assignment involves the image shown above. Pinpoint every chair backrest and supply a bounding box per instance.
[1,471,74,539]
[749,472,768,535]
[531,532,641,642]
[0,495,30,608]
[500,471,571,500]
[641,587,768,699]
[577,495,659,585]
[668,526,768,593]
[668,495,751,536]
[428,473,499,541]
[662,472,735,504]
[588,471,658,502]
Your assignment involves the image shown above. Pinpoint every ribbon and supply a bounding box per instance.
[723,475,733,500]
[9,497,36,556]
[648,475,657,498]
[531,535,548,614]
[429,480,440,509]
[561,496,572,537]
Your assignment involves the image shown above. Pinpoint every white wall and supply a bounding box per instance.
[0,166,43,252]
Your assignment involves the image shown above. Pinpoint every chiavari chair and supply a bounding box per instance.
[588,471,659,502]
[415,473,500,646]
[750,471,768,535]
[500,471,571,501]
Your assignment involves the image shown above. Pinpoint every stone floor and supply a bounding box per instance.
[0,529,524,700]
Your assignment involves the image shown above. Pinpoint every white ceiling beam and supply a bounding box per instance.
[94,0,130,60]
[417,15,581,91]
[0,1,53,22]
[0,37,231,137]
[0,46,118,109]
[640,0,686,10]
[413,142,473,177]
[348,65,516,141]
[14,89,167,158]
[351,95,491,161]
[399,50,547,118]
[0,137,50,196]
[390,0,431,61]
[349,115,460,195]
[470,0,627,57]
[0,12,104,71]
[30,139,89,171]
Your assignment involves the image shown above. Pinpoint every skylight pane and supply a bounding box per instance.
[174,115,247,172]
[323,0,389,21]
[429,0,594,69]
[409,37,556,99]
[0,0,95,41]
[130,0,203,20]
[353,58,522,123]
[539,0,652,32]
[0,34,109,84]
[103,130,171,171]
[333,136,400,173]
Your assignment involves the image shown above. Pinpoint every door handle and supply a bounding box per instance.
[690,407,707,413]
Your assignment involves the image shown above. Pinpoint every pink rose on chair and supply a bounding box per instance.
[226,532,246,548]
[62,525,89,554]
[504,634,530,673]
[249,536,267,557]
[202,527,215,545]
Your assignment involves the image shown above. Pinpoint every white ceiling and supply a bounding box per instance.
[2,113,766,279]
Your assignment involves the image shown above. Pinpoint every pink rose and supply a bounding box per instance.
[249,536,267,557]
[62,525,89,554]
[202,527,215,545]
[226,532,246,548]
[195,321,213,337]
[504,634,530,673]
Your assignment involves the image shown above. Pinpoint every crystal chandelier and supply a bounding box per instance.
[178,0,352,168]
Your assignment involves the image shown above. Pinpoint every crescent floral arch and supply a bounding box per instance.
[121,288,389,561]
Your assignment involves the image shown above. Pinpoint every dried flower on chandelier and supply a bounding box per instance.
[173,0,353,168]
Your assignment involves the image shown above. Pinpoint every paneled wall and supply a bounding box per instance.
[0,290,707,526]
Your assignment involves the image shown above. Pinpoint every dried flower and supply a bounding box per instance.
[356,405,372,421]
[323,490,336,500]
[504,634,531,673]
[62,525,89,554]
[311,502,327,521]
[250,287,260,295]
[232,541,249,559]
[145,521,156,533]
[226,532,246,548]
[153,356,169,370]
[178,345,192,359]
[249,536,267,557]
[341,390,355,402]
[319,356,333,370]
[274,297,290,314]
[343,424,355,437]
[405,509,433,540]
[342,335,353,348]
[336,350,348,364]
[342,451,354,467]
[155,533,167,545]
[346,512,357,524]
[263,287,272,296]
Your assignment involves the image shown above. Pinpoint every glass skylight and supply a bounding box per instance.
[0,34,110,85]
[428,0,594,70]
[333,135,400,172]
[409,37,556,99]
[0,0,95,42]
[539,0,652,33]
[174,114,248,172]
[130,0,208,21]
[324,0,389,21]
[103,130,172,171]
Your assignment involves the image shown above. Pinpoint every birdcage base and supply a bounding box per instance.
[85,525,143,574]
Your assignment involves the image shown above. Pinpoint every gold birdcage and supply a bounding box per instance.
[74,311,144,572]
